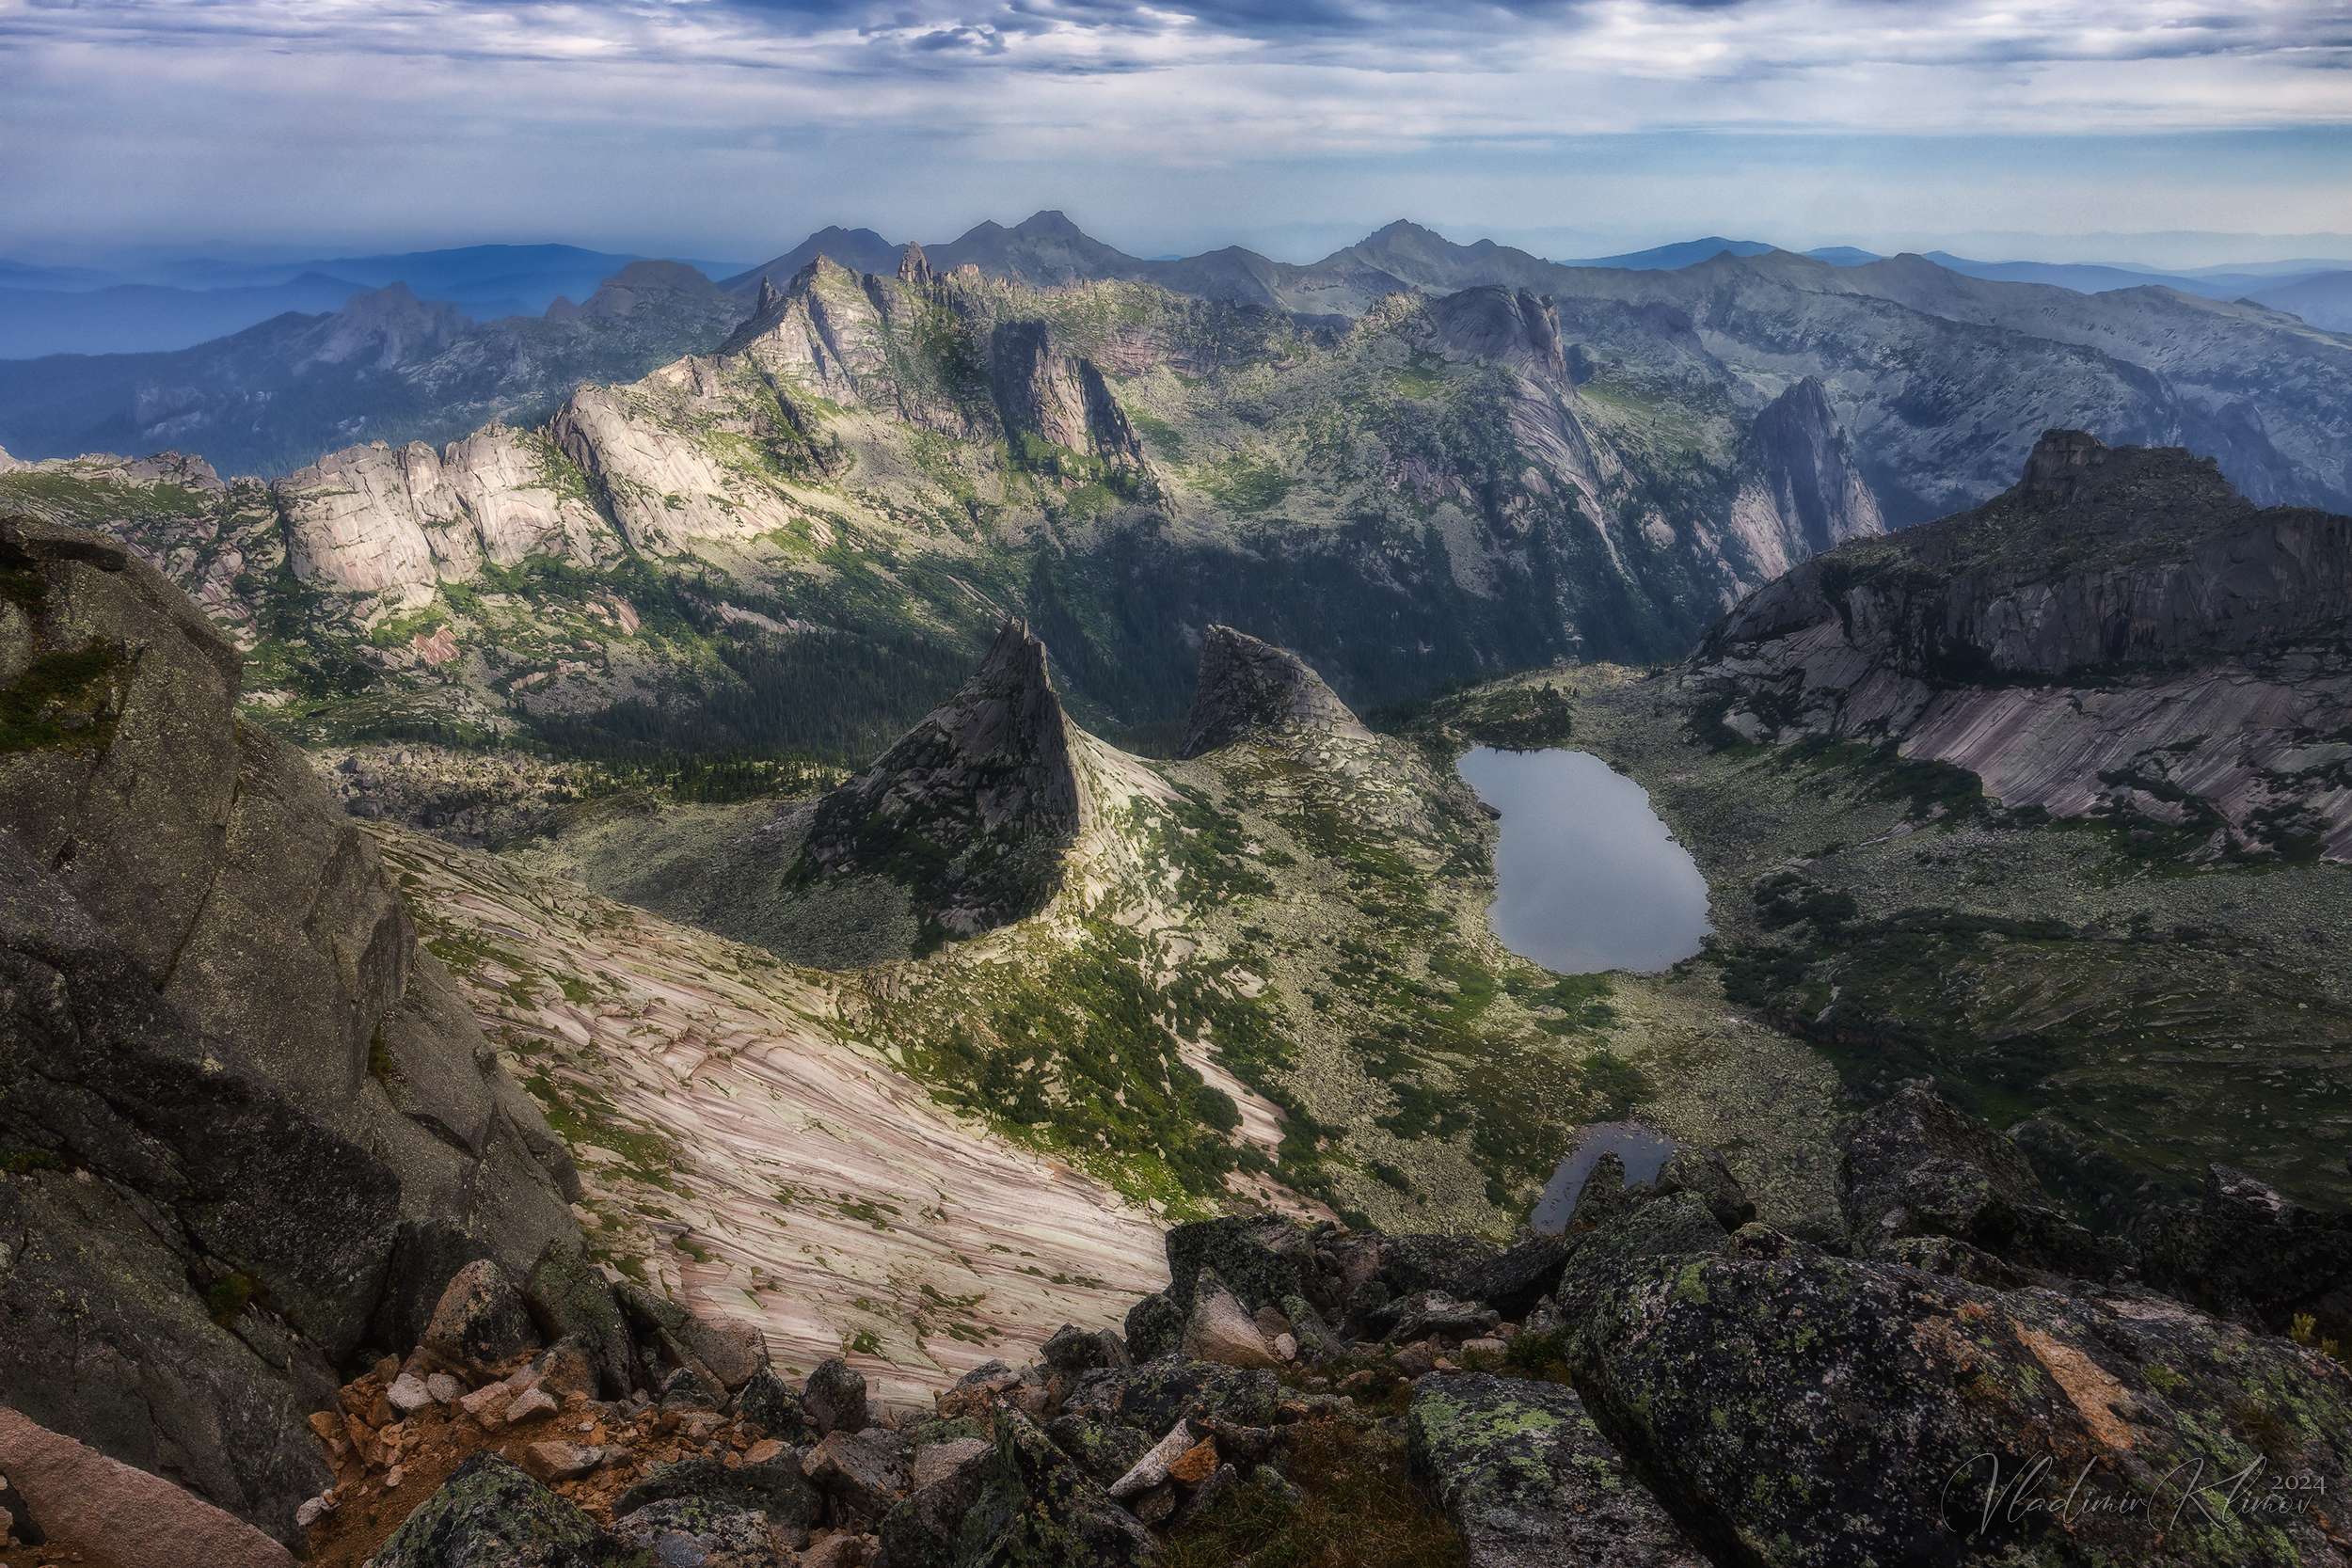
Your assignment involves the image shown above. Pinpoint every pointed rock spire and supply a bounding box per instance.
[788,619,1084,949]
[898,243,934,288]
[755,275,782,314]
[1178,626,1369,759]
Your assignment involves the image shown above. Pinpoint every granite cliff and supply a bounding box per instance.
[0,515,582,1542]
[1692,429,2352,862]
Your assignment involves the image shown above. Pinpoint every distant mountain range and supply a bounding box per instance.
[0,244,752,357]
[11,225,2346,362]
[6,211,2343,528]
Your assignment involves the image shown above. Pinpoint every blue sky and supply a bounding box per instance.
[4,0,2349,266]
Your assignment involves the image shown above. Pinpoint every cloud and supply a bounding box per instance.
[1,0,2347,254]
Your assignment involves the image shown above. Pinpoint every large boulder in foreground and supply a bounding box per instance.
[0,515,581,1539]
[1572,1244,2352,1566]
[1407,1372,1703,1568]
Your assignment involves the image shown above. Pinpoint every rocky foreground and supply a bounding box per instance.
[10,1085,2335,1566]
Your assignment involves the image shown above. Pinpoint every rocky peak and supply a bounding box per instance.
[787,618,1086,949]
[309,282,469,371]
[1178,626,1371,758]
[755,275,782,314]
[1751,377,1883,554]
[898,243,934,287]
[1421,285,1566,380]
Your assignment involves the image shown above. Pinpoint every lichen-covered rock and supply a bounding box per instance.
[1162,1214,1315,1321]
[1041,1323,1131,1374]
[373,1452,621,1567]
[804,1356,869,1436]
[1381,1232,1505,1301]
[1837,1086,2128,1277]
[1448,1234,1579,1321]
[955,1406,1156,1567]
[612,1453,820,1550]
[612,1497,787,1568]
[1407,1373,1702,1568]
[1122,1292,1184,1363]
[1654,1147,1756,1231]
[1553,1193,1729,1327]
[1059,1358,1284,1436]
[737,1364,813,1443]
[521,1242,639,1399]
[1043,1413,1155,1487]
[1570,1250,2352,1566]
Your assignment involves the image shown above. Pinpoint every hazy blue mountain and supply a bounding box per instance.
[2249,270,2352,333]
[1916,251,2335,301]
[0,244,735,358]
[0,272,370,357]
[0,262,745,478]
[718,227,904,293]
[1555,236,1780,269]
[1802,246,1882,266]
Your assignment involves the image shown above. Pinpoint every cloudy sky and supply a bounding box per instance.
[4,0,2349,265]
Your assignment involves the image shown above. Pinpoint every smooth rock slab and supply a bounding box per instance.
[1406,1373,1703,1568]
[0,1406,294,1568]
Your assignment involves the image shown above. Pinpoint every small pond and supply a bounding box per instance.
[1530,1121,1681,1234]
[1454,747,1713,975]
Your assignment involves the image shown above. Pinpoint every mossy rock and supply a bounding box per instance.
[373,1452,624,1567]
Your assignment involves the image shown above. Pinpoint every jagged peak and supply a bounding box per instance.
[898,243,934,287]
[1178,625,1369,759]
[788,618,1084,951]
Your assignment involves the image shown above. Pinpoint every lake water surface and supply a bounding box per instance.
[1530,1121,1681,1233]
[1454,747,1713,974]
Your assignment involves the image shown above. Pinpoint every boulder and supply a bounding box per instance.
[522,1242,639,1399]
[1180,1269,1281,1368]
[1406,1373,1703,1568]
[1163,1215,1315,1319]
[421,1259,542,1372]
[804,1356,869,1436]
[614,1454,819,1551]
[1122,1291,1185,1362]
[1450,1234,1579,1321]
[519,1441,609,1483]
[805,1430,901,1526]
[1168,1461,1238,1532]
[1381,1232,1504,1300]
[1106,1419,1197,1499]
[681,1315,769,1391]
[913,1435,993,1491]
[660,1364,723,1411]
[1553,1193,1730,1329]
[953,1406,1155,1566]
[612,1497,787,1568]
[1836,1085,2126,1277]
[0,1406,294,1568]
[372,1452,613,1567]
[1653,1147,1756,1231]
[1060,1358,1284,1435]
[736,1364,813,1443]
[1041,1322,1131,1373]
[1570,1249,2352,1567]
[1042,1411,1155,1487]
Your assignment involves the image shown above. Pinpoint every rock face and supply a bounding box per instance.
[1751,376,1884,557]
[1178,625,1373,758]
[1693,430,2352,860]
[0,515,580,1539]
[2134,1162,2352,1338]
[276,424,615,608]
[782,618,1086,958]
[1837,1085,2128,1277]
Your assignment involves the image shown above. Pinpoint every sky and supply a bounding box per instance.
[5,0,2351,268]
